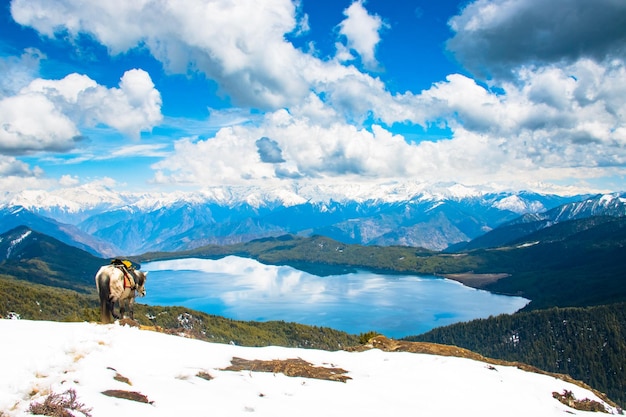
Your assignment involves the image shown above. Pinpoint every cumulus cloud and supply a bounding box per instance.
[152,54,626,190]
[0,69,162,154]
[146,109,528,188]
[447,0,626,79]
[25,69,162,138]
[0,156,53,193]
[256,137,285,163]
[152,110,419,186]
[11,0,311,110]
[0,91,82,154]
[0,155,42,177]
[9,0,394,118]
[425,60,626,148]
[336,0,387,69]
[58,174,80,187]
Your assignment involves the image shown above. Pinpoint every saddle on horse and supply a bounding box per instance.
[111,258,140,290]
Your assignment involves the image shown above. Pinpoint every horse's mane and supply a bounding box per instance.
[134,270,146,285]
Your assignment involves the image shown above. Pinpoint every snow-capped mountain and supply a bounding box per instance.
[503,193,626,232]
[0,182,589,255]
[1,181,503,213]
[0,319,619,417]
[544,193,626,221]
[459,193,626,251]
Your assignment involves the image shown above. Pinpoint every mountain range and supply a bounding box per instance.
[1,182,610,256]
[459,193,626,251]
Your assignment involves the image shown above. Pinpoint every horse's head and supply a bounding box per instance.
[135,270,148,297]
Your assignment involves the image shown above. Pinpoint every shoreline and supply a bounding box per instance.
[443,273,510,288]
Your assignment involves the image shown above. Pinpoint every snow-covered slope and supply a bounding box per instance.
[548,193,626,221]
[0,319,618,417]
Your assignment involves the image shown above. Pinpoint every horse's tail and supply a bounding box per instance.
[95,267,113,324]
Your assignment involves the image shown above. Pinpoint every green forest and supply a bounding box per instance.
[406,304,626,408]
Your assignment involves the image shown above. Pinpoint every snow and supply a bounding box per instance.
[0,181,590,220]
[492,195,547,214]
[0,181,488,212]
[0,319,618,417]
[6,229,31,259]
[516,241,540,248]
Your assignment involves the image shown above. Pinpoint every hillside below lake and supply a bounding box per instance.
[142,256,529,338]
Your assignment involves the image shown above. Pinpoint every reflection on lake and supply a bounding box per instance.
[142,256,528,338]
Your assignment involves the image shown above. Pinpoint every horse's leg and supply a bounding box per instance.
[109,297,120,320]
[119,298,126,319]
[97,273,114,323]
[100,301,109,324]
[128,294,135,320]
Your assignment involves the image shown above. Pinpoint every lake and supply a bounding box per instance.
[142,256,529,338]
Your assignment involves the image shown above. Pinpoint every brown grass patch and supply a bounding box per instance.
[118,318,141,327]
[113,373,132,385]
[101,390,152,404]
[223,357,351,382]
[196,371,213,381]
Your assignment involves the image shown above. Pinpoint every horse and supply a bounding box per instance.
[95,264,148,323]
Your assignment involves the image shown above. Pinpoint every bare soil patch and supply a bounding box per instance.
[223,357,351,382]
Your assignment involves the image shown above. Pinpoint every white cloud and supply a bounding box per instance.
[334,42,355,64]
[152,56,626,190]
[0,155,56,193]
[336,0,386,69]
[0,47,43,97]
[25,72,98,104]
[10,0,395,118]
[25,69,163,139]
[81,69,163,137]
[0,91,81,154]
[0,155,41,177]
[0,69,162,154]
[58,174,80,187]
[11,0,312,110]
[108,143,169,158]
[152,110,422,186]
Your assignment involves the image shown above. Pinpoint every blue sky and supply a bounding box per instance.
[1,0,625,196]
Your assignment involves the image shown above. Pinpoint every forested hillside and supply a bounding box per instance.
[406,304,626,408]
[0,226,103,292]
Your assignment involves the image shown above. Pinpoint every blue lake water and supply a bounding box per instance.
[142,256,528,338]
